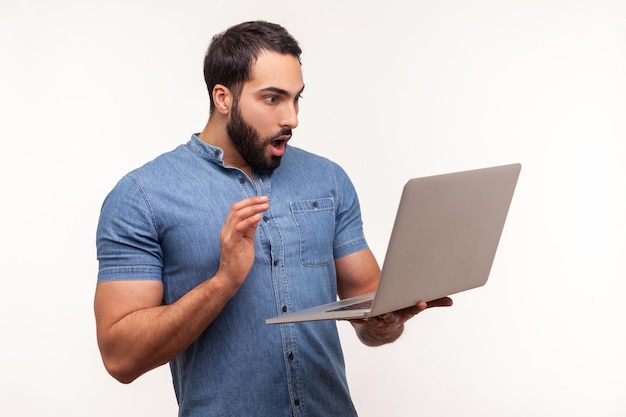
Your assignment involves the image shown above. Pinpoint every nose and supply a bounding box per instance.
[280,102,299,129]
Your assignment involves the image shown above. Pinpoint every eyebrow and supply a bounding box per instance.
[259,85,305,98]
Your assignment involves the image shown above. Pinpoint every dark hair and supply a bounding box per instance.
[203,21,302,112]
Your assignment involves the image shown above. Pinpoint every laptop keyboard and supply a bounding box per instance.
[326,299,373,313]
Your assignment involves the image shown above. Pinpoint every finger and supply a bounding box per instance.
[231,195,269,209]
[362,315,394,329]
[224,198,269,232]
[231,197,269,220]
[396,302,427,316]
[400,306,423,316]
[426,297,453,308]
[397,297,453,317]
[377,313,396,323]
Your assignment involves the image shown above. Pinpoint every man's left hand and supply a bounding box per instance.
[350,297,453,346]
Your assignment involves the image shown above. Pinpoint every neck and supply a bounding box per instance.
[198,118,252,177]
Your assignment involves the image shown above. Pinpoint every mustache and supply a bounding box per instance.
[274,128,292,139]
[264,128,292,144]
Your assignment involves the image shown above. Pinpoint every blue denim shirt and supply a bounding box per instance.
[97,135,369,416]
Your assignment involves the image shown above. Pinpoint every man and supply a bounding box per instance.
[95,21,452,416]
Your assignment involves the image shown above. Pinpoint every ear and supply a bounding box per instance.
[212,84,233,115]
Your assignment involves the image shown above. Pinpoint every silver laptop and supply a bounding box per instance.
[266,163,521,324]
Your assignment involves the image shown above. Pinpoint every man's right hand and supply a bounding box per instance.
[215,195,269,291]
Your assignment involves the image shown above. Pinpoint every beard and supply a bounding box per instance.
[226,103,291,175]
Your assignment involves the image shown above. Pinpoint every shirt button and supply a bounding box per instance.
[214,150,220,157]
[312,200,319,208]
[263,215,269,222]
[282,305,287,313]
[239,177,246,184]
[273,259,279,267]
[288,352,294,361]
[294,399,300,406]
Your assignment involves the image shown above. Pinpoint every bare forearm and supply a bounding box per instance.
[97,275,237,383]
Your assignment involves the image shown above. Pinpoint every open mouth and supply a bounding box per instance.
[269,135,290,155]
[271,138,287,150]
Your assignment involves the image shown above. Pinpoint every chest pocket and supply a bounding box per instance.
[289,197,335,266]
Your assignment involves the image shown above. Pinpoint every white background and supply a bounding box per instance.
[1,1,625,416]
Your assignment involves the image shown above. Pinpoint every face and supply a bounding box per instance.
[226,100,289,174]
[226,50,304,174]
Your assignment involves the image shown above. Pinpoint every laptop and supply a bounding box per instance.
[266,163,521,324]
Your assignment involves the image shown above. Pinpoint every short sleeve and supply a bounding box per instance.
[331,163,369,260]
[96,176,163,283]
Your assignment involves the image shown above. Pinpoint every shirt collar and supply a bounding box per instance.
[187,133,224,164]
